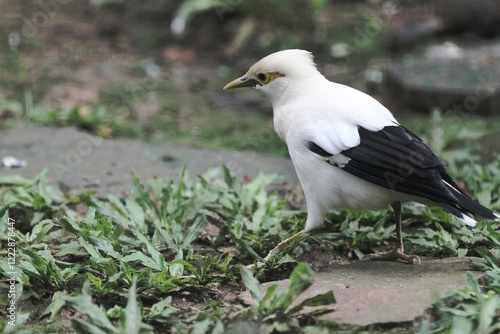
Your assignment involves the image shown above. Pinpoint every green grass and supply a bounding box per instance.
[1,141,500,333]
[0,167,332,333]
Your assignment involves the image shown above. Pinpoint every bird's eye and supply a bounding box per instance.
[257,73,267,82]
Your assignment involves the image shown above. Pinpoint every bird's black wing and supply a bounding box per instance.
[307,125,498,220]
[340,125,455,203]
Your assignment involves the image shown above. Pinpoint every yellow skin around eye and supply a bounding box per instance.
[261,72,285,84]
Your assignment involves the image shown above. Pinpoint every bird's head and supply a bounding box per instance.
[223,49,322,102]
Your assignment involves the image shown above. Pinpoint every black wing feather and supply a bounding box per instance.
[306,125,498,221]
[341,126,456,204]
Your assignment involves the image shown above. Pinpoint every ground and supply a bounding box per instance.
[1,1,500,333]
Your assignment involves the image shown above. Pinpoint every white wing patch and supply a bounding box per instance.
[311,121,361,155]
[327,153,351,168]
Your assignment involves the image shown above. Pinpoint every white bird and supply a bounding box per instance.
[224,49,500,264]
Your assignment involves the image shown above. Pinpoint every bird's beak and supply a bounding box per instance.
[223,75,260,90]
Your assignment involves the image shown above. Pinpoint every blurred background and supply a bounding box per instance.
[1,0,500,158]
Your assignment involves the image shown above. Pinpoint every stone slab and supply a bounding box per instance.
[0,126,297,198]
[241,257,484,326]
[385,59,500,115]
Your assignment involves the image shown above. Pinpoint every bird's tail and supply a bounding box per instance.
[435,176,500,227]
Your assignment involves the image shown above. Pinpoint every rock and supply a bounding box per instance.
[386,0,500,50]
[385,58,500,115]
[241,257,485,326]
[0,126,297,198]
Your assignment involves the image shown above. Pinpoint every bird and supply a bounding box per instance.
[223,49,500,264]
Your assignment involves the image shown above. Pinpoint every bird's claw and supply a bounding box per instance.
[245,235,306,271]
[246,261,265,271]
[362,248,421,265]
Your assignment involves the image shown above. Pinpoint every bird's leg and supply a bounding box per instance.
[263,230,310,262]
[362,202,421,264]
[391,202,421,264]
[246,230,310,270]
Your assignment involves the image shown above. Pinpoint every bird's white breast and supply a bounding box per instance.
[272,79,403,230]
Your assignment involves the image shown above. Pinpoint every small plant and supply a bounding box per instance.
[0,154,499,332]
[422,271,500,333]
[62,278,154,334]
[239,262,336,332]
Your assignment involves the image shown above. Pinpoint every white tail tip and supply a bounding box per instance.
[460,214,477,227]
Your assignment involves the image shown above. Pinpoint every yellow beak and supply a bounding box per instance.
[223,76,260,90]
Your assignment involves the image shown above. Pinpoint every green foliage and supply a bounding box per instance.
[0,169,64,226]
[63,278,153,334]
[170,0,325,37]
[0,166,330,332]
[421,252,500,333]
[1,150,499,333]
[239,262,336,332]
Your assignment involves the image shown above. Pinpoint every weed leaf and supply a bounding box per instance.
[240,265,262,305]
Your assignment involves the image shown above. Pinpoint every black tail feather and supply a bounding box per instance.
[438,174,499,222]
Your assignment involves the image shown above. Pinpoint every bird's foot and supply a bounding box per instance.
[264,230,309,261]
[246,231,310,271]
[362,247,421,264]
[246,261,264,271]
